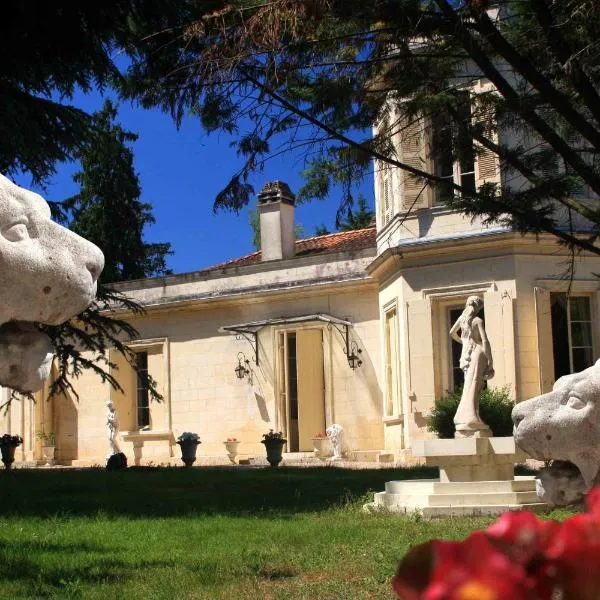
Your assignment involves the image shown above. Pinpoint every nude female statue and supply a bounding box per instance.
[106,400,120,457]
[450,296,494,437]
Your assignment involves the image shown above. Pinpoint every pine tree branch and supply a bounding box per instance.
[529,0,600,125]
[435,0,600,198]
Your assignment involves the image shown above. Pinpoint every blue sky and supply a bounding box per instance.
[13,89,375,275]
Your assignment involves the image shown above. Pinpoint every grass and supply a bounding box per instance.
[0,466,571,599]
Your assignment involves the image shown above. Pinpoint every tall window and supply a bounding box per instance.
[432,91,478,204]
[136,351,150,428]
[550,294,594,378]
[384,307,400,416]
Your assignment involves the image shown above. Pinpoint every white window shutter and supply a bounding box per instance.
[472,80,501,191]
[398,113,432,212]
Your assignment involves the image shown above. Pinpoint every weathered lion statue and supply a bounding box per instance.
[512,360,600,506]
[0,174,104,392]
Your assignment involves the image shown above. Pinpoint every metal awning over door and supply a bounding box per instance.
[219,313,352,365]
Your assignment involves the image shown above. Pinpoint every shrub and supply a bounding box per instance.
[428,386,514,438]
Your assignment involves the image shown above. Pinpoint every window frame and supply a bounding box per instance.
[550,293,595,377]
[383,303,401,418]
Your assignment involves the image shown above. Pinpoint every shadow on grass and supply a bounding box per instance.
[0,540,175,598]
[1,466,438,518]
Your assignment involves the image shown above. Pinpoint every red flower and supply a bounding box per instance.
[393,532,532,600]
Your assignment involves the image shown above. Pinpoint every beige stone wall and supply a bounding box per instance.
[376,207,500,255]
[373,234,600,453]
[50,281,383,464]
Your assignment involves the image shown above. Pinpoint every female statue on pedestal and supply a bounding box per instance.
[449,296,494,437]
[106,400,120,458]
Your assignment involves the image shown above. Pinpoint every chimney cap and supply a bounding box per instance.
[257,180,295,206]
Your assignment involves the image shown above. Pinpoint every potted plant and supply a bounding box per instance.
[261,430,286,467]
[0,434,23,470]
[224,437,240,464]
[177,432,201,467]
[311,432,331,459]
[36,431,56,464]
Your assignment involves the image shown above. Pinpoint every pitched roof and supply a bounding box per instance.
[207,226,376,271]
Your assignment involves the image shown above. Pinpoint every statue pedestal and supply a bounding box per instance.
[369,437,547,517]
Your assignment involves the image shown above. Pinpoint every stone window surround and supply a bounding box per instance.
[382,298,403,422]
[536,278,600,387]
[118,337,171,438]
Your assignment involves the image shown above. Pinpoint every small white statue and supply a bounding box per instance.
[106,400,120,458]
[449,296,494,437]
[326,424,344,460]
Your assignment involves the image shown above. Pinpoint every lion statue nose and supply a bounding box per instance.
[84,242,105,284]
[512,405,525,429]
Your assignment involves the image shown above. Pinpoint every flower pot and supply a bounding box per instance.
[178,440,200,467]
[224,441,240,464]
[263,441,285,467]
[1,445,16,470]
[311,437,331,459]
[42,445,55,465]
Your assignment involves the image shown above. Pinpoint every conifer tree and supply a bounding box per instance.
[121,0,600,256]
[65,100,172,283]
[337,196,375,231]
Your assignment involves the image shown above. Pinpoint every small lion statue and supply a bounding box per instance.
[513,359,600,506]
[0,174,104,392]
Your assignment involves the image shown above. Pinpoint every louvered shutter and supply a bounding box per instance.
[472,80,501,190]
[378,160,395,226]
[399,113,432,212]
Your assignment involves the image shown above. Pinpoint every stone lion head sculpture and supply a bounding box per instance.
[0,174,104,392]
[513,360,600,503]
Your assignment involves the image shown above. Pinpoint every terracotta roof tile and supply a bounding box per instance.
[207,226,376,271]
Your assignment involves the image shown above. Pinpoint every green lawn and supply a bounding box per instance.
[0,466,566,599]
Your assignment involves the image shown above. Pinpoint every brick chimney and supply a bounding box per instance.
[257,181,296,261]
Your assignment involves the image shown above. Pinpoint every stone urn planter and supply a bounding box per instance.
[42,445,56,464]
[37,431,56,465]
[224,439,240,464]
[311,435,331,459]
[177,432,201,467]
[261,430,286,467]
[0,434,23,470]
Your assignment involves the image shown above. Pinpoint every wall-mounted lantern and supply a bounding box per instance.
[347,341,363,370]
[234,352,250,380]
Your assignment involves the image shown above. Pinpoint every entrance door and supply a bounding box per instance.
[278,329,325,451]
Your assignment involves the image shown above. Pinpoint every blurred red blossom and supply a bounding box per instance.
[393,486,600,600]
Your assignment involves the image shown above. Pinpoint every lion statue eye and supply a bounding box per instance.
[567,396,587,410]
[2,222,29,242]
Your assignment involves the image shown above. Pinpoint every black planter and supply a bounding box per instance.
[262,441,285,467]
[178,441,200,467]
[1,445,16,470]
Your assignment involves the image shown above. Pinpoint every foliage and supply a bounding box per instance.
[36,286,162,405]
[428,386,514,438]
[177,432,200,444]
[35,431,55,444]
[337,194,375,231]
[62,99,172,283]
[314,224,330,236]
[261,430,286,444]
[0,4,182,404]
[0,434,23,447]
[120,0,600,256]
[394,487,600,600]
[0,1,194,184]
